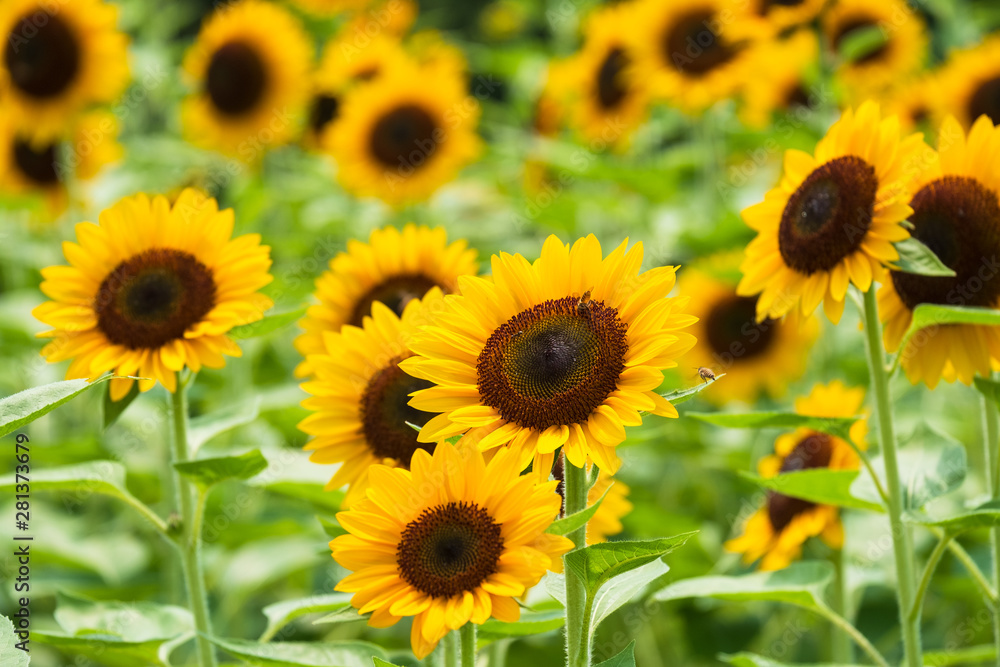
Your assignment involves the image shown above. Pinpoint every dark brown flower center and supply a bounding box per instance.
[397,501,504,598]
[309,94,340,134]
[477,296,628,431]
[13,138,59,185]
[4,11,80,98]
[891,176,1000,310]
[206,41,268,116]
[596,47,629,110]
[95,249,217,349]
[360,357,436,464]
[767,432,833,531]
[369,104,440,169]
[348,273,440,328]
[784,83,811,110]
[663,9,737,77]
[778,155,877,275]
[761,0,807,10]
[833,18,888,66]
[969,76,1000,127]
[704,295,776,360]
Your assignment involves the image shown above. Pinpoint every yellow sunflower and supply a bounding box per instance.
[726,381,868,571]
[295,224,478,377]
[879,115,1000,388]
[400,235,698,476]
[586,471,632,545]
[0,0,129,144]
[879,73,942,134]
[823,0,926,97]
[681,252,817,405]
[732,0,828,35]
[407,30,469,80]
[182,0,312,158]
[33,189,273,400]
[299,289,444,506]
[628,0,761,113]
[563,3,650,150]
[331,442,574,659]
[737,101,928,324]
[324,61,481,205]
[938,36,1000,129]
[342,0,418,37]
[740,30,820,130]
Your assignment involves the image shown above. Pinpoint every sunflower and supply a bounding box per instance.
[295,224,478,377]
[740,30,820,130]
[400,235,698,476]
[181,0,312,158]
[563,4,650,150]
[299,289,445,506]
[733,0,828,35]
[331,442,573,659]
[586,472,632,544]
[726,381,868,571]
[737,101,928,324]
[681,252,817,405]
[879,116,1000,388]
[879,74,942,134]
[323,61,481,205]
[822,0,926,98]
[33,189,273,400]
[628,0,761,113]
[0,0,129,144]
[343,0,419,38]
[408,30,469,80]
[938,36,1000,129]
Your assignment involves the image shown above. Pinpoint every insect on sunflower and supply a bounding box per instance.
[400,234,697,476]
[33,189,273,400]
[331,442,574,659]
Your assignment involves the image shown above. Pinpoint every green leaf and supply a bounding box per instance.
[654,561,833,611]
[34,630,178,667]
[837,23,888,63]
[477,608,565,643]
[923,644,995,666]
[174,449,268,489]
[660,374,726,406]
[739,470,883,512]
[228,306,307,339]
[594,640,636,667]
[260,481,343,513]
[907,499,1000,533]
[188,397,261,451]
[897,305,1000,359]
[890,236,956,277]
[103,380,140,429]
[312,605,369,626]
[721,653,854,667]
[208,636,388,666]
[546,487,610,535]
[259,593,354,642]
[319,516,347,539]
[373,660,405,667]
[592,557,669,629]
[688,412,859,442]
[565,533,696,601]
[975,377,1000,411]
[0,376,114,437]
[1,615,29,667]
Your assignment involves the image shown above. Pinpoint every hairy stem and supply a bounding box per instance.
[831,549,852,663]
[564,460,590,667]
[461,623,477,667]
[444,630,459,667]
[981,391,1000,667]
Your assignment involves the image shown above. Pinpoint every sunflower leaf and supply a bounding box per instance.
[974,377,1000,411]
[905,500,1000,534]
[546,486,611,535]
[477,608,565,644]
[1,616,29,667]
[661,374,726,406]
[312,605,369,626]
[174,449,268,490]
[228,306,307,340]
[0,376,116,437]
[687,412,859,442]
[207,636,388,666]
[259,593,354,642]
[890,237,956,277]
[895,305,1000,365]
[102,380,140,430]
[721,652,855,667]
[373,659,405,667]
[653,560,833,610]
[594,640,637,666]
[739,469,884,512]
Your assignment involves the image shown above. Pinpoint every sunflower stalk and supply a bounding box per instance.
[461,623,477,667]
[444,630,459,667]
[979,389,1000,667]
[861,287,922,667]
[169,375,217,667]
[563,459,591,667]
[830,549,852,663]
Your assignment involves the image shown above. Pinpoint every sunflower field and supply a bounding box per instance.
[7,0,1000,666]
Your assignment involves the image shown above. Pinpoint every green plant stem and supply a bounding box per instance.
[488,640,508,666]
[170,378,217,667]
[461,624,476,667]
[909,533,952,626]
[564,460,590,667]
[861,287,921,667]
[815,606,889,667]
[940,533,998,605]
[444,630,459,667]
[831,549,852,664]
[981,391,1000,667]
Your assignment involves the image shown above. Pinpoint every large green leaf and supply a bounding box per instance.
[209,636,388,667]
[592,558,669,629]
[565,533,695,601]
[1,615,29,667]
[721,653,854,667]
[229,306,307,340]
[477,608,565,643]
[372,660,405,667]
[174,449,268,489]
[188,397,261,451]
[546,487,609,535]
[907,500,1000,533]
[687,412,858,442]
[740,470,883,512]
[594,641,636,667]
[897,305,1000,358]
[654,561,833,610]
[102,380,140,429]
[260,593,354,642]
[890,237,956,277]
[0,376,114,437]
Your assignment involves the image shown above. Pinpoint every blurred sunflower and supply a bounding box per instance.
[738,101,927,323]
[400,235,697,476]
[523,61,573,196]
[299,289,444,506]
[182,0,311,157]
[880,74,941,134]
[628,0,760,113]
[33,189,273,400]
[295,224,478,376]
[0,0,129,144]
[740,30,820,130]
[823,0,926,97]
[342,0,418,34]
[408,30,469,79]
[681,252,817,405]
[324,61,481,205]
[564,4,650,149]
[733,0,828,35]
[289,0,371,15]
[879,116,1000,388]
[331,442,573,659]
[938,36,1000,128]
[726,381,868,571]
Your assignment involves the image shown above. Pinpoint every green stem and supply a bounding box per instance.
[461,624,476,667]
[170,377,217,667]
[980,391,1000,667]
[564,460,590,667]
[487,640,508,666]
[831,549,852,664]
[941,534,998,605]
[815,606,890,667]
[909,533,952,627]
[444,630,459,667]
[861,287,921,667]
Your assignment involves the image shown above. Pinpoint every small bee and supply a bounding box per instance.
[576,290,592,315]
[697,367,717,384]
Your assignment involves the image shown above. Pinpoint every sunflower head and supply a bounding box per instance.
[739,30,820,130]
[939,36,1000,129]
[732,0,828,35]
[726,381,868,571]
[738,101,931,324]
[331,442,573,658]
[33,189,273,400]
[401,234,697,477]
